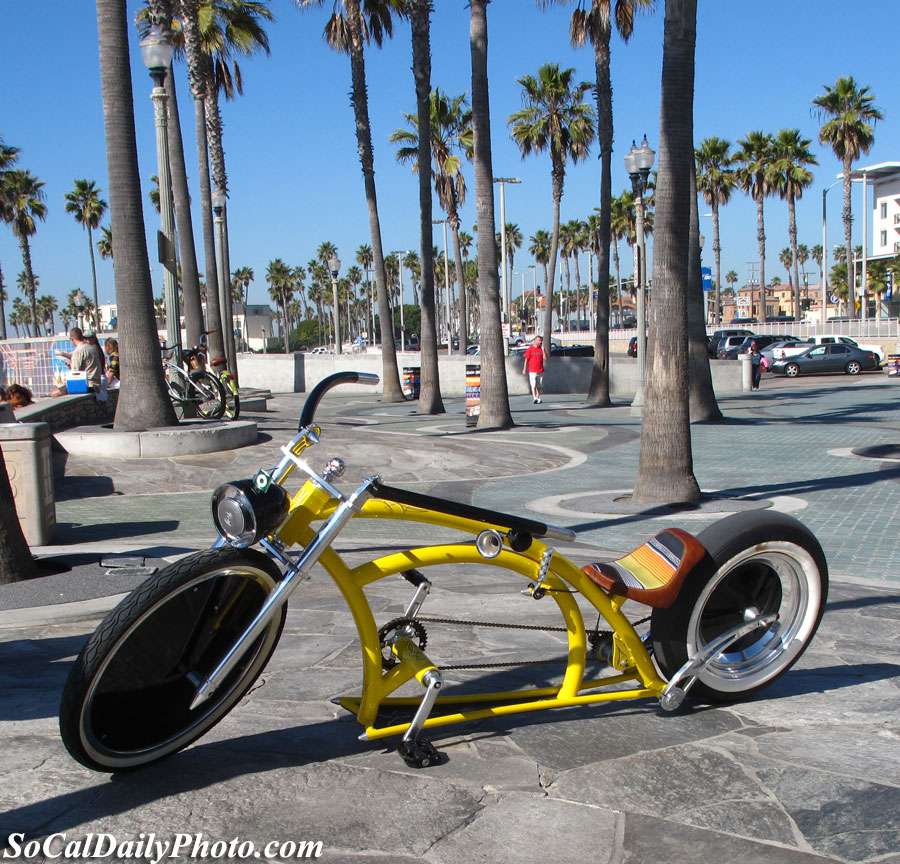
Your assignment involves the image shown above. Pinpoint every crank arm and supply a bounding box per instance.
[188,479,375,710]
[659,612,778,711]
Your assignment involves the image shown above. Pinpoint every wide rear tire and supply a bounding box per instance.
[651,511,827,704]
[60,548,286,772]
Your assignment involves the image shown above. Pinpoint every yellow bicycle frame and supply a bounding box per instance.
[273,467,669,744]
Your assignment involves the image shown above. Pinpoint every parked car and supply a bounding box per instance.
[730,317,759,325]
[770,343,880,377]
[707,328,754,357]
[716,335,755,358]
[762,340,808,365]
[807,335,885,363]
[466,344,480,355]
[719,334,796,360]
[551,343,593,357]
[628,336,637,357]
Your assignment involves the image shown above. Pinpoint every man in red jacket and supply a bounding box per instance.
[522,335,548,404]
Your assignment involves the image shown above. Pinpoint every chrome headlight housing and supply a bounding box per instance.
[211,478,290,547]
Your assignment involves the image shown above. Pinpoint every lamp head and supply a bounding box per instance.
[140,25,173,78]
[328,256,341,278]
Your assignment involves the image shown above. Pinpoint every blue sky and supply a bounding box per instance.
[1,0,897,316]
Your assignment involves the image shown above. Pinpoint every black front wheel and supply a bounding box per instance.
[59,548,286,772]
[190,370,227,419]
[651,511,828,704]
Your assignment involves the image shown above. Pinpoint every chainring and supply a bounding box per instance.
[378,617,428,670]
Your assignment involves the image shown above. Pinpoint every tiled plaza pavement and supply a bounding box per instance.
[1,371,898,863]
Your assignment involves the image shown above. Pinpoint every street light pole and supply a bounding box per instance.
[625,137,655,415]
[211,190,236,375]
[822,180,841,327]
[493,178,521,349]
[140,25,180,364]
[328,255,342,354]
[74,290,87,332]
[528,265,537,337]
[393,251,408,351]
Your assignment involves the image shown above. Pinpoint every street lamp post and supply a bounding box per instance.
[431,219,452,347]
[328,256,342,354]
[211,190,236,375]
[74,290,87,332]
[528,265,537,336]
[624,136,655,415]
[140,25,180,364]
[822,180,841,327]
[493,178,521,349]
[392,251,409,351]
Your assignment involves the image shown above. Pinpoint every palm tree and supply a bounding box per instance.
[725,269,738,295]
[695,136,734,324]
[508,62,596,343]
[98,0,178,430]
[266,258,293,352]
[768,128,817,321]
[0,137,22,341]
[355,243,375,343]
[810,244,823,309]
[470,0,512,427]
[36,294,59,336]
[232,264,254,311]
[735,131,774,322]
[632,0,700,504]
[497,222,523,305]
[866,259,889,320]
[391,86,473,357]
[296,0,406,401]
[97,225,114,262]
[64,179,108,329]
[528,228,552,319]
[5,169,46,331]
[813,76,884,318]
[541,0,655,405]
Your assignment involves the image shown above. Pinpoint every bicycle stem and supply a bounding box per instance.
[189,477,376,710]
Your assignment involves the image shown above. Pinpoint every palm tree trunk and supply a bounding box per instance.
[164,64,204,351]
[789,195,801,321]
[633,0,701,503]
[451,220,467,354]
[87,225,101,326]
[544,188,561,342]
[842,155,855,317]
[712,200,722,324]
[470,0,512,428]
[410,4,443,413]
[345,0,403,401]
[756,196,766,320]
[96,0,177,431]
[18,238,39,332]
[688,162,722,422]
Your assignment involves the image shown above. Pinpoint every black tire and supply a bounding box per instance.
[190,370,226,419]
[845,360,862,375]
[651,511,827,704]
[59,548,286,772]
[784,363,800,378]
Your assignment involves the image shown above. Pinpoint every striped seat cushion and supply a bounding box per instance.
[581,528,706,608]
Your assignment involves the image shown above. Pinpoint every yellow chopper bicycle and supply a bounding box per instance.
[60,373,828,771]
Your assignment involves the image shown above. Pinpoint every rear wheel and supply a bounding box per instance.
[784,363,800,378]
[651,511,827,703]
[845,360,862,375]
[59,548,286,771]
[189,370,226,419]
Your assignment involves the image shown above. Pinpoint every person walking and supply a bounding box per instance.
[523,335,548,404]
[749,340,764,391]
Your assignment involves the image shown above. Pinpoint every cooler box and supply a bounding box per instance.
[66,371,89,394]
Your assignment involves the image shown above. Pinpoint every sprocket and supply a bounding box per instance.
[378,617,428,669]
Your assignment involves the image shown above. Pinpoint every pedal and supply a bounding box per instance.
[397,737,442,769]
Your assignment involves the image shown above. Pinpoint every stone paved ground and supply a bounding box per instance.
[1,370,898,863]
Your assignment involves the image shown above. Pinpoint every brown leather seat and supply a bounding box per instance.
[581,528,707,608]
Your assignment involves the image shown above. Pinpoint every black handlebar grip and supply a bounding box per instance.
[299,371,380,429]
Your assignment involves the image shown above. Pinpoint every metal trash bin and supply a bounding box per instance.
[402,366,421,399]
[465,364,481,427]
[0,422,56,546]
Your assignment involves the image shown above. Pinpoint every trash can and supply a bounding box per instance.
[465,364,481,427]
[402,366,421,399]
[0,422,56,546]
[885,354,900,377]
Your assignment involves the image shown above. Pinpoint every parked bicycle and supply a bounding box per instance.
[60,372,828,772]
[160,340,226,420]
[197,330,241,420]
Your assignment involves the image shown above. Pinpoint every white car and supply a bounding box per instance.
[772,335,885,363]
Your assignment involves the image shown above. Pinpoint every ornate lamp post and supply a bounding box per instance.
[139,25,180,363]
[211,189,236,375]
[392,251,409,351]
[624,136,655,414]
[74,290,87,332]
[328,255,342,354]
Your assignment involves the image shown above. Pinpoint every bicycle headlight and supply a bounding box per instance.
[211,479,290,547]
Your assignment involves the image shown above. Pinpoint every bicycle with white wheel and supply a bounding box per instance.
[160,341,226,420]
